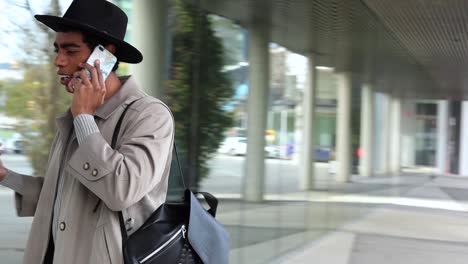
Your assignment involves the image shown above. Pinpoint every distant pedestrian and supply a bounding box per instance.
[286,142,294,159]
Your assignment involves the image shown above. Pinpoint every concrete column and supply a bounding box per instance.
[401,100,416,168]
[359,83,374,177]
[389,96,402,174]
[280,110,288,147]
[267,111,274,130]
[436,100,449,175]
[458,101,468,176]
[244,23,270,202]
[373,93,390,174]
[131,0,169,98]
[294,104,303,163]
[336,72,352,182]
[385,95,393,173]
[300,54,317,189]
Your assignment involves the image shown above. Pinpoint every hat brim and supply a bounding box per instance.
[35,15,143,64]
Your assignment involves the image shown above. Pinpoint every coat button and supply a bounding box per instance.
[59,222,66,231]
[83,162,90,170]
[92,169,98,177]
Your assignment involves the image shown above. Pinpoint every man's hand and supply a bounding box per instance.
[0,158,7,182]
[70,60,106,117]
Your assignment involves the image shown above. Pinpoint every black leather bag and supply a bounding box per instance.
[112,100,230,264]
[120,190,227,264]
[120,198,195,264]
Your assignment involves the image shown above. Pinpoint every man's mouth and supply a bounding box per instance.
[59,74,73,86]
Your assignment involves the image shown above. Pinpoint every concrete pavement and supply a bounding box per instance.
[216,174,468,264]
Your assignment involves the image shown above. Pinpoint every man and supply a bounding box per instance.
[0,0,174,263]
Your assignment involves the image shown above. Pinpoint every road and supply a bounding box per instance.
[202,154,331,194]
[0,153,332,195]
[0,154,33,264]
[0,189,32,263]
[0,153,332,196]
[1,154,33,176]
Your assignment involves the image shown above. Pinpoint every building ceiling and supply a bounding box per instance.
[364,0,468,99]
[197,0,468,100]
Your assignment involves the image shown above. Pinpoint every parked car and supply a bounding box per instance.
[315,147,332,162]
[0,138,5,155]
[5,133,25,154]
[10,139,25,154]
[218,137,247,156]
[265,145,280,159]
[218,137,281,158]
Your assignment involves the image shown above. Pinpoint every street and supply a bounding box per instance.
[0,154,34,263]
[202,154,331,195]
[0,189,32,263]
[1,154,33,176]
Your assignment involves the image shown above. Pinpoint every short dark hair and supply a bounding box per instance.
[56,27,120,72]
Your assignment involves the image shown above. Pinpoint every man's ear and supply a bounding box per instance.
[105,44,117,54]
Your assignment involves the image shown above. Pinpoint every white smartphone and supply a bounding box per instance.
[85,44,117,81]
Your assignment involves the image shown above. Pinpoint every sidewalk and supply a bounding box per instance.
[215,174,468,264]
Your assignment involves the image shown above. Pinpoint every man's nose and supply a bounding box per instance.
[54,52,66,67]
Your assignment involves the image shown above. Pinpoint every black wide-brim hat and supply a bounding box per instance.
[35,0,143,64]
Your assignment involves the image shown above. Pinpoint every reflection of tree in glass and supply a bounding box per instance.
[166,0,234,188]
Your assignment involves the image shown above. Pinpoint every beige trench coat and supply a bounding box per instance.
[14,76,174,264]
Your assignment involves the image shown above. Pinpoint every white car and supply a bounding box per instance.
[5,139,24,154]
[0,138,5,154]
[4,133,25,154]
[218,137,247,156]
[265,145,280,159]
[218,137,281,158]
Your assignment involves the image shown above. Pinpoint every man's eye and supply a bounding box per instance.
[67,50,78,55]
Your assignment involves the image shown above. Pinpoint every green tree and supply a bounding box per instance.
[4,0,68,175]
[13,63,71,176]
[166,0,234,187]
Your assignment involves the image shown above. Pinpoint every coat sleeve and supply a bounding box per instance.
[67,100,174,211]
[1,170,44,217]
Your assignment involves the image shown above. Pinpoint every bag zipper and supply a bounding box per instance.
[140,225,186,263]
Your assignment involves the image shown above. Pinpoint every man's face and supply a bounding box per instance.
[54,31,92,93]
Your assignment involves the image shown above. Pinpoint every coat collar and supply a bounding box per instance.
[94,75,144,120]
[56,75,145,142]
